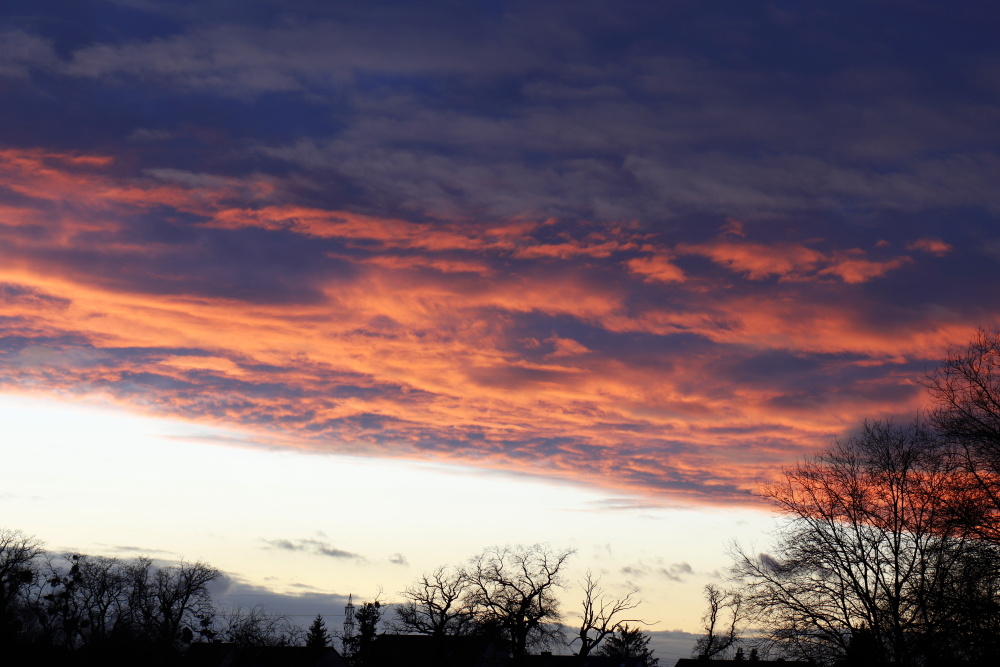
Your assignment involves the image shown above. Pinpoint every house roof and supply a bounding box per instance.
[185,642,348,667]
[367,633,502,667]
[520,654,645,667]
[673,660,810,666]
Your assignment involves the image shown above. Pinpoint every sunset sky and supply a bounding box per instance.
[2,1,999,661]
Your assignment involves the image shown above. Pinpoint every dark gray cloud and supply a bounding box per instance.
[4,1,999,229]
[209,573,352,624]
[93,543,176,556]
[263,538,362,560]
[646,629,703,666]
[622,560,695,583]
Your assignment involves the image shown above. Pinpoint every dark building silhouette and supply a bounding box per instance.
[673,660,809,667]
[522,653,645,667]
[185,642,348,667]
[365,634,505,667]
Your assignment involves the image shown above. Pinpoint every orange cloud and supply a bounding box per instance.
[905,237,953,256]
[626,254,686,283]
[718,218,746,239]
[0,146,985,508]
[677,241,825,280]
[359,255,494,276]
[546,336,591,357]
[819,252,911,284]
[676,238,911,285]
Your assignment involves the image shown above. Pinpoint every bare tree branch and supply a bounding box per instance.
[573,570,646,657]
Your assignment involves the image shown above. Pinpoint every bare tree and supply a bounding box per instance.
[126,559,220,648]
[692,584,743,659]
[573,571,643,657]
[925,328,1000,542]
[221,604,302,647]
[0,529,42,644]
[394,565,476,639]
[465,544,574,659]
[732,419,1000,665]
[926,328,1000,458]
[37,553,136,649]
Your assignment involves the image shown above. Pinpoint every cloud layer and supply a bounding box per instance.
[1,1,999,505]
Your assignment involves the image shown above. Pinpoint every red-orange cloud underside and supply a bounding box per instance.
[0,148,983,506]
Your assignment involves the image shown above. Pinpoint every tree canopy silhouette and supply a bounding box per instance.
[306,613,330,649]
[596,623,658,667]
[732,419,1000,665]
[466,544,574,659]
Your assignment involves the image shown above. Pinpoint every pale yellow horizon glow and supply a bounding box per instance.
[0,392,779,638]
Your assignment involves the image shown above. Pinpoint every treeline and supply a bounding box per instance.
[0,541,223,664]
[386,544,655,664]
[0,537,658,666]
[696,329,1000,666]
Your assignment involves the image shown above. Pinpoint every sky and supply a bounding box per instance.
[1,0,999,662]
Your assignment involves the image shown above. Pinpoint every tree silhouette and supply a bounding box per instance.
[394,566,475,639]
[348,599,383,667]
[926,328,1000,456]
[129,558,219,649]
[306,613,330,648]
[732,419,1000,665]
[596,624,658,667]
[574,570,643,657]
[221,604,301,647]
[38,553,138,650]
[693,584,743,660]
[0,540,222,664]
[0,528,41,646]
[925,328,1000,543]
[466,544,574,659]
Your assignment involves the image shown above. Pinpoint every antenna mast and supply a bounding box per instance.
[342,593,356,658]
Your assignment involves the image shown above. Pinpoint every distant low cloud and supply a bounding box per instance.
[263,538,361,561]
[94,544,176,556]
[209,573,352,619]
[584,498,667,512]
[758,553,783,575]
[660,562,694,582]
[621,559,694,582]
[646,629,703,666]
